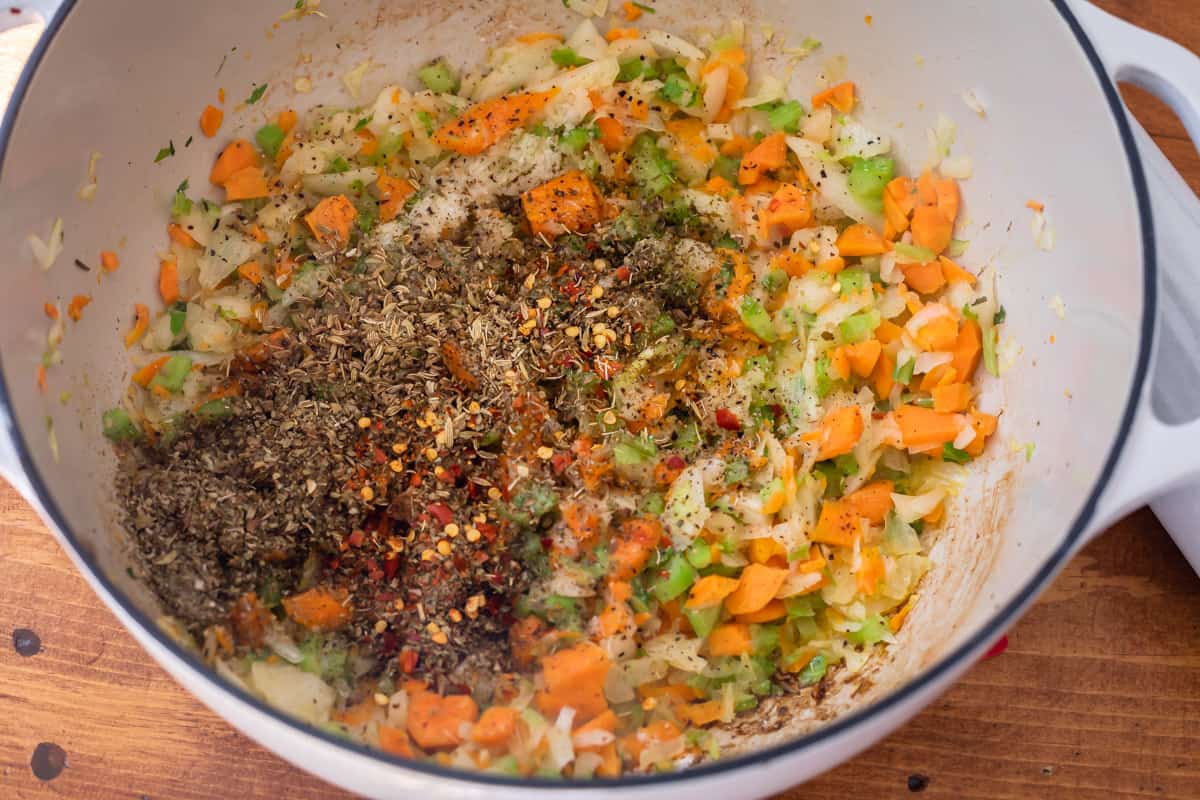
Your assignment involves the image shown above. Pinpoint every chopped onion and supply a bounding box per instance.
[264,627,303,664]
[555,706,576,732]
[78,151,101,200]
[646,29,705,61]
[961,89,987,117]
[573,728,615,748]
[700,64,728,122]
[891,488,947,523]
[734,74,786,109]
[914,351,952,375]
[28,217,64,271]
[879,251,900,285]
[545,723,576,772]
[644,632,707,672]
[777,570,825,598]
[905,302,952,335]
[342,59,374,100]
[639,735,685,771]
[573,752,603,778]
[953,425,977,450]
[940,155,973,179]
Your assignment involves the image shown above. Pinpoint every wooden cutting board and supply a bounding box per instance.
[1,2,1198,798]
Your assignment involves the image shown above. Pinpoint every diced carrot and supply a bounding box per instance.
[43,302,58,320]
[811,499,861,547]
[842,480,894,524]
[914,314,958,351]
[837,222,888,257]
[856,546,886,595]
[277,109,298,134]
[678,700,724,727]
[378,724,414,758]
[638,683,701,704]
[747,537,787,565]
[471,706,519,748]
[802,406,863,461]
[158,259,180,305]
[534,641,611,723]
[407,691,479,751]
[246,223,268,243]
[515,31,563,44]
[771,250,813,278]
[883,176,915,237]
[595,116,626,152]
[224,165,271,201]
[100,250,120,272]
[911,205,954,255]
[282,586,352,630]
[521,170,605,239]
[829,346,850,381]
[376,172,415,223]
[199,104,224,138]
[561,500,602,543]
[935,177,960,224]
[816,255,846,274]
[356,127,378,156]
[609,517,662,580]
[35,365,47,393]
[963,410,998,457]
[432,90,558,156]
[332,697,378,727]
[621,720,683,762]
[875,320,903,344]
[701,175,737,199]
[685,574,740,610]
[131,356,169,388]
[951,319,982,383]
[872,349,895,399]
[237,261,263,285]
[811,81,855,113]
[605,27,640,42]
[720,135,755,156]
[738,132,787,185]
[932,382,972,413]
[918,363,957,393]
[210,139,261,186]
[845,339,882,377]
[902,261,947,294]
[576,708,619,739]
[758,183,812,241]
[714,59,749,123]
[892,405,961,448]
[274,255,296,290]
[916,170,938,205]
[939,255,976,285]
[622,0,643,20]
[888,594,917,633]
[707,623,752,656]
[167,223,199,249]
[735,599,787,624]
[725,563,789,615]
[305,195,358,248]
[67,294,91,322]
[124,303,149,349]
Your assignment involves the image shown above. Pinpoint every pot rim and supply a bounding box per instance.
[0,0,1156,789]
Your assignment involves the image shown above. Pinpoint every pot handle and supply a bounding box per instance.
[0,1,62,33]
[1072,1,1200,572]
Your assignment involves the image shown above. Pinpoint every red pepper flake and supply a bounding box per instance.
[982,635,1008,660]
[715,408,741,431]
[372,446,388,464]
[347,529,365,547]
[550,450,573,474]
[666,455,686,471]
[66,294,91,322]
[428,501,454,527]
[614,266,631,282]
[384,555,401,580]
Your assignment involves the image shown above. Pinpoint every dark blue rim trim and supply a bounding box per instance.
[0,0,1156,789]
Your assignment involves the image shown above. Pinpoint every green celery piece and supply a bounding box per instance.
[651,552,698,602]
[641,492,666,515]
[169,304,187,336]
[942,442,971,464]
[836,268,869,294]
[101,408,139,442]
[894,358,915,384]
[551,47,592,68]
[559,126,592,154]
[893,241,936,264]
[149,355,192,394]
[847,156,894,214]
[798,652,828,685]
[613,432,658,465]
[724,458,750,485]
[767,100,805,133]
[709,154,740,184]
[684,605,721,638]
[982,324,999,376]
[196,398,232,420]
[846,615,888,645]
[751,624,781,655]
[685,540,713,569]
[839,309,881,343]
[758,476,784,506]
[255,123,285,158]
[739,297,777,342]
[417,58,460,94]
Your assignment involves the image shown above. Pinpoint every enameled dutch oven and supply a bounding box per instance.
[1,1,1198,797]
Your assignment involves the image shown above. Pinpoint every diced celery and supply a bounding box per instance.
[767,100,805,133]
[641,492,666,515]
[751,624,781,655]
[846,615,888,645]
[815,354,835,398]
[149,355,192,394]
[650,312,676,338]
[839,308,881,344]
[758,477,784,505]
[982,324,999,376]
[659,73,699,107]
[551,47,592,68]
[784,595,815,618]
[762,268,789,294]
[894,358,915,384]
[893,242,936,264]
[101,408,139,442]
[836,268,869,294]
[709,154,739,184]
[169,304,187,336]
[613,432,658,465]
[798,652,828,685]
[684,604,721,638]
[847,156,894,214]
[739,297,777,342]
[685,540,713,569]
[196,398,232,420]
[724,458,749,485]
[942,442,971,464]
[651,552,698,602]
[255,123,285,158]
[416,58,460,94]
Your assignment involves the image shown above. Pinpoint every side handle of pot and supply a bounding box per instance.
[0,1,63,33]
[1072,1,1200,573]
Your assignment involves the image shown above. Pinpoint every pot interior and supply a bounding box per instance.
[0,0,1146,768]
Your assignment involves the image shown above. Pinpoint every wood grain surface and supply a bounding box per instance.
[2,2,1199,798]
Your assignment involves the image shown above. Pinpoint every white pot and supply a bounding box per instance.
[0,1,1197,797]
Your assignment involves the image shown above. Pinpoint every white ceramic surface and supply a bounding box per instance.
[0,1,1195,798]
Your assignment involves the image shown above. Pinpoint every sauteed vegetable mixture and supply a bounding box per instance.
[105,14,1002,777]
